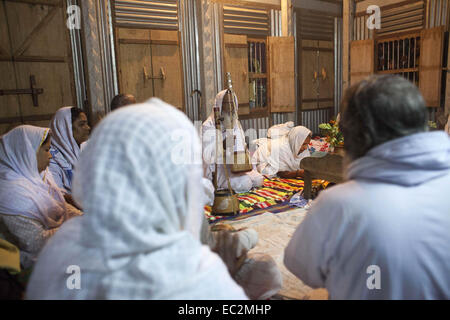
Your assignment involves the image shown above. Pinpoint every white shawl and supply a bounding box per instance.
[49,107,80,192]
[0,125,67,229]
[253,125,312,176]
[26,99,247,300]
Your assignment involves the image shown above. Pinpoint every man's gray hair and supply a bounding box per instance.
[340,75,428,161]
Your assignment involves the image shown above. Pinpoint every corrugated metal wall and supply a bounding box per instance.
[223,5,270,35]
[426,0,449,28]
[301,108,334,135]
[353,0,425,40]
[179,0,202,122]
[113,0,178,29]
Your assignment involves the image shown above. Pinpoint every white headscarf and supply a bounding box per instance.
[0,125,67,228]
[26,99,247,300]
[253,125,312,175]
[50,106,80,169]
[202,90,246,170]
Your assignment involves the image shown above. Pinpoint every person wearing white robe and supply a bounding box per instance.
[0,126,81,269]
[252,125,312,178]
[284,75,450,299]
[48,107,90,194]
[202,90,263,193]
[26,99,248,300]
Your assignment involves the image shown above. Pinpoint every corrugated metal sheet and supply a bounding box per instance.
[223,5,269,35]
[298,10,334,41]
[301,108,333,135]
[179,0,202,122]
[113,0,178,29]
[377,1,424,37]
[427,0,449,28]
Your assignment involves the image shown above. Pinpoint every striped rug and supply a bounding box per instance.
[205,177,329,223]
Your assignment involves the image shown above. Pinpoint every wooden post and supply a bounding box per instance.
[342,0,354,91]
[281,0,292,36]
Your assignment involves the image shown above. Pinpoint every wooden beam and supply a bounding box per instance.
[13,6,59,57]
[0,55,67,63]
[0,113,55,125]
[210,0,281,10]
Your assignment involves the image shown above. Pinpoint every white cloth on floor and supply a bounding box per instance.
[26,99,247,300]
[202,90,263,193]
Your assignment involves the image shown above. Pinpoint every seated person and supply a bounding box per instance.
[110,93,136,111]
[253,125,312,179]
[0,126,81,269]
[26,99,248,300]
[48,107,90,195]
[200,221,282,300]
[284,75,450,299]
[202,90,263,193]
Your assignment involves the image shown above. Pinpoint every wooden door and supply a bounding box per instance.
[268,36,295,113]
[0,0,76,134]
[419,27,444,107]
[223,34,249,115]
[350,39,374,86]
[115,28,184,111]
[318,41,334,109]
[301,40,319,110]
[116,29,154,104]
[150,30,184,111]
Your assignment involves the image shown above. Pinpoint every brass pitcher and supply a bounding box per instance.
[212,189,239,216]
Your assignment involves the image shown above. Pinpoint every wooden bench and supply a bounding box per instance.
[300,153,345,199]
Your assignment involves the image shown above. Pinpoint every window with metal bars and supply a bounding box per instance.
[248,38,267,109]
[376,34,421,87]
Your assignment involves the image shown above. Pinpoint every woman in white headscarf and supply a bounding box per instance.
[26,99,248,300]
[253,125,312,178]
[202,90,264,193]
[0,126,81,269]
[48,107,90,194]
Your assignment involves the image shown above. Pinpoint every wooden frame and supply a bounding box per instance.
[111,0,185,113]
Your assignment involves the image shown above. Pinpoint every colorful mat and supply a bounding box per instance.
[205,177,329,223]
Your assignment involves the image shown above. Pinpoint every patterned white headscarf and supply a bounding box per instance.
[49,107,80,175]
[0,125,67,228]
[26,99,247,299]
